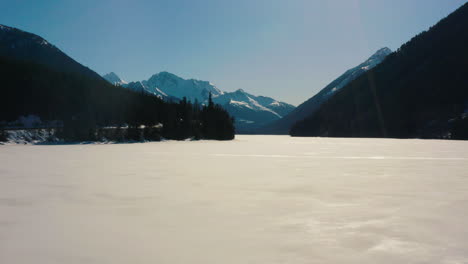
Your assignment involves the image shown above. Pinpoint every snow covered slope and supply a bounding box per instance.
[213,89,295,132]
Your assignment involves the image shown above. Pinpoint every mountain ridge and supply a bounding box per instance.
[257,47,392,134]
[290,2,468,139]
[0,24,102,80]
[103,72,127,86]
[103,72,296,132]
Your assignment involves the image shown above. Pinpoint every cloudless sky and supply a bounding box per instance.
[1,0,465,105]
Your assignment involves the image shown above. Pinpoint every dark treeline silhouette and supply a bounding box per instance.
[0,56,235,141]
[0,125,7,142]
[290,2,468,140]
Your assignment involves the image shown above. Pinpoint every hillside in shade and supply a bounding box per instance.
[290,3,468,140]
[257,47,391,134]
[0,24,102,80]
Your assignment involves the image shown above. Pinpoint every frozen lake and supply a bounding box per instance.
[1,135,468,264]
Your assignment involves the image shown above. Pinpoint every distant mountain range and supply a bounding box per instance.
[290,2,468,139]
[103,71,296,132]
[257,47,392,134]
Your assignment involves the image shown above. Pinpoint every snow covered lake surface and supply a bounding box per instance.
[1,135,468,264]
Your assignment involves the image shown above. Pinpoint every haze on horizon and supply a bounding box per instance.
[1,0,465,105]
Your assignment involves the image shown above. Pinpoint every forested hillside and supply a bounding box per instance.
[290,3,468,140]
[0,56,234,141]
[258,48,391,134]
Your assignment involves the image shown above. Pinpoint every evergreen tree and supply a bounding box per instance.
[0,127,7,142]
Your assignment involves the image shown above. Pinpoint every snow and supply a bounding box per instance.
[218,89,284,117]
[2,135,468,264]
[1,129,58,145]
[229,99,253,109]
[246,96,282,118]
[144,72,224,103]
[214,89,292,120]
[269,101,281,107]
[154,87,168,97]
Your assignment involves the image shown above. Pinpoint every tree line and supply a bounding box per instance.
[0,56,235,141]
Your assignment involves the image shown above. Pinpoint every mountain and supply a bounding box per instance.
[257,47,392,134]
[143,71,224,102]
[103,72,180,101]
[103,72,127,86]
[290,2,468,139]
[125,81,146,92]
[213,89,295,132]
[0,25,235,141]
[0,24,102,80]
[103,72,295,132]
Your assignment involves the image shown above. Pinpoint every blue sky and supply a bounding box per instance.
[1,0,465,105]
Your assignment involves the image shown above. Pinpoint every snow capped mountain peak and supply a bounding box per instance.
[144,72,223,102]
[372,47,392,57]
[103,72,127,86]
[361,47,392,70]
[153,71,181,80]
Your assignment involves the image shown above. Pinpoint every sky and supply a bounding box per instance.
[0,0,466,105]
